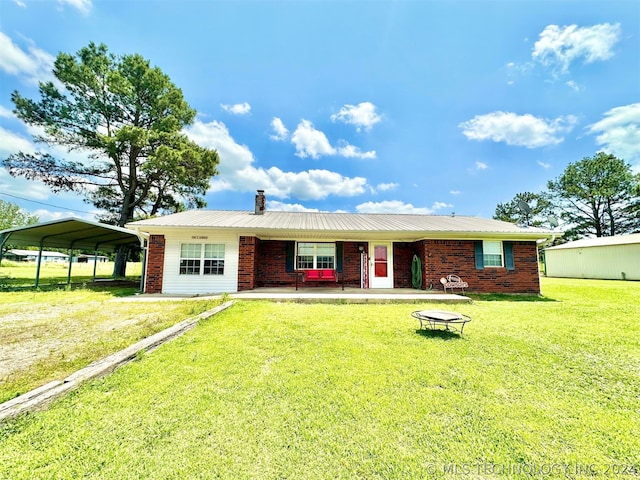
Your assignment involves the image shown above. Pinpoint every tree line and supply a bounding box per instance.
[494,152,640,242]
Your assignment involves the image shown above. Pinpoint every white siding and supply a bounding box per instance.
[545,244,640,280]
[161,231,239,294]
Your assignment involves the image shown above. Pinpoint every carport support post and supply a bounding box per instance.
[0,234,7,267]
[67,248,73,286]
[93,249,99,282]
[35,244,44,288]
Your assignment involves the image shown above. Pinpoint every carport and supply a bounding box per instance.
[0,218,147,288]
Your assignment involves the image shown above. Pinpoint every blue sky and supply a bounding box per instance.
[1,0,639,222]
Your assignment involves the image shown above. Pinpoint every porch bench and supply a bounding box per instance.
[440,274,468,294]
[295,269,344,290]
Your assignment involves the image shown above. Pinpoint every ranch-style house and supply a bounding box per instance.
[126,191,556,295]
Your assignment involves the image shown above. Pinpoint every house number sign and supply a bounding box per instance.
[191,235,208,239]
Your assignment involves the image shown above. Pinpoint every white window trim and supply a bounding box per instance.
[296,242,336,270]
[179,243,226,276]
[482,240,504,268]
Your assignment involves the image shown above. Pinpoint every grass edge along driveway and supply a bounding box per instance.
[1,278,639,479]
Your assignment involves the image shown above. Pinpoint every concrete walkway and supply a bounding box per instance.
[116,287,471,304]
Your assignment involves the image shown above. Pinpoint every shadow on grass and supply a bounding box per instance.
[467,293,558,302]
[415,328,464,340]
[0,281,140,297]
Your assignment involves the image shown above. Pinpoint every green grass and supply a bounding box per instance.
[1,278,639,479]
[0,289,224,404]
[0,261,142,290]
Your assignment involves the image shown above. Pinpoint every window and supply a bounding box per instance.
[296,242,335,270]
[180,243,201,275]
[482,241,503,267]
[203,244,225,275]
[180,243,225,275]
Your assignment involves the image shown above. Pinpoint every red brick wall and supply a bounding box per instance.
[239,237,540,293]
[419,239,541,294]
[255,240,294,287]
[342,242,366,288]
[145,234,165,294]
[393,242,418,288]
[254,240,365,288]
[238,236,258,291]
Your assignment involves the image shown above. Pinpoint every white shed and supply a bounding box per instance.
[545,233,640,280]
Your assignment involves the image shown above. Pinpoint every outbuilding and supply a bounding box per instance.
[4,249,69,263]
[544,233,640,281]
[126,191,556,295]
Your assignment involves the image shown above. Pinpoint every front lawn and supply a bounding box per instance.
[0,289,224,404]
[1,278,638,479]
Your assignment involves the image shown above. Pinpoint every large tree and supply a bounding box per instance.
[547,152,639,238]
[0,199,39,231]
[494,191,554,228]
[3,43,219,276]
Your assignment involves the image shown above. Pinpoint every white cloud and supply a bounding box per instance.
[475,161,488,170]
[0,32,55,85]
[565,80,581,92]
[290,119,376,159]
[14,0,26,7]
[376,182,398,192]
[335,143,376,159]
[532,23,621,75]
[587,103,640,165]
[355,200,452,215]
[0,168,54,201]
[267,201,321,212]
[184,119,367,200]
[32,209,86,222]
[460,111,577,148]
[0,105,14,118]
[221,102,251,115]
[0,126,36,157]
[449,190,461,195]
[291,120,335,159]
[331,102,382,132]
[270,117,289,141]
[537,160,551,169]
[58,0,92,15]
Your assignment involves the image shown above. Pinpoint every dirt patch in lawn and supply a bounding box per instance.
[0,297,204,399]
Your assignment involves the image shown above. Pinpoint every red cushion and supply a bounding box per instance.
[306,270,320,279]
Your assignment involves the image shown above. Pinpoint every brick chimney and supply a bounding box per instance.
[254,190,266,215]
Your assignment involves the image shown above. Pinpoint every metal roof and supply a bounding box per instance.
[545,233,640,250]
[126,210,556,241]
[0,218,147,252]
[7,249,69,258]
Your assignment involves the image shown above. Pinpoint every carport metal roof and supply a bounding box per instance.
[0,218,147,288]
[0,218,146,252]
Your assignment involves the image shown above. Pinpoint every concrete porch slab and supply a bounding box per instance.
[231,287,470,304]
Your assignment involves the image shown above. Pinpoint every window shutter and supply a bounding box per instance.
[336,242,344,273]
[504,242,515,270]
[285,241,295,272]
[474,241,484,269]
